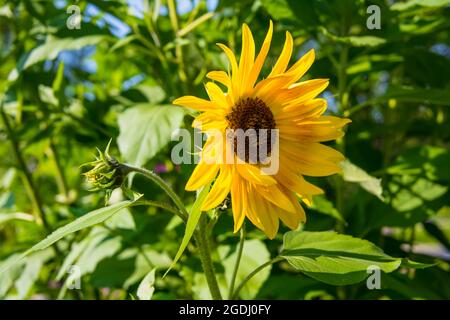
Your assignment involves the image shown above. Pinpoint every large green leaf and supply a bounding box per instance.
[389,175,447,212]
[9,35,105,81]
[386,146,450,182]
[280,231,401,285]
[341,160,384,201]
[310,195,346,223]
[117,104,185,166]
[320,27,386,47]
[0,198,140,275]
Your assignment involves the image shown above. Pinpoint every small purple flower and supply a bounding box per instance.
[154,163,168,174]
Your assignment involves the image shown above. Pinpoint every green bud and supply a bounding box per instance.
[81,140,130,192]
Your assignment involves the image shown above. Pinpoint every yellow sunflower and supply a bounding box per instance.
[173,22,350,239]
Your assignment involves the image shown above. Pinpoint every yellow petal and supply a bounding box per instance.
[206,70,231,87]
[205,82,229,107]
[231,177,246,233]
[276,99,327,122]
[201,165,233,210]
[242,182,263,230]
[301,194,313,207]
[217,43,239,102]
[255,183,297,213]
[236,163,277,185]
[281,79,329,108]
[185,161,219,191]
[276,169,324,195]
[279,148,342,177]
[253,75,291,105]
[239,23,255,95]
[247,20,273,90]
[276,202,306,229]
[173,95,224,113]
[280,116,351,142]
[247,187,278,239]
[284,49,315,85]
[268,31,293,77]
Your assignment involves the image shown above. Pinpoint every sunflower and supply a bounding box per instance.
[173,22,350,239]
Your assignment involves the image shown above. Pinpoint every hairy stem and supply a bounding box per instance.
[0,106,51,232]
[228,223,245,299]
[126,165,188,220]
[48,141,69,200]
[195,215,223,300]
[133,199,186,222]
[232,256,283,299]
[125,164,221,299]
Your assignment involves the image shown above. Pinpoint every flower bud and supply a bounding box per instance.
[81,141,130,191]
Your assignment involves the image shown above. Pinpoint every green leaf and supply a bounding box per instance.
[391,0,450,11]
[164,182,211,276]
[38,85,58,106]
[341,160,384,201]
[109,35,138,53]
[319,27,386,47]
[389,175,447,212]
[310,195,346,223]
[345,36,386,47]
[117,104,184,166]
[0,198,140,275]
[260,0,296,20]
[386,146,450,181]
[137,268,156,300]
[88,247,170,290]
[9,35,105,81]
[400,258,436,269]
[15,249,53,298]
[0,253,25,297]
[280,231,401,285]
[0,212,34,225]
[379,86,450,106]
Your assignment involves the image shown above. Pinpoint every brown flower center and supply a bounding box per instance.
[225,97,276,163]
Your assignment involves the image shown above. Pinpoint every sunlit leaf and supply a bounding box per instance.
[341,160,384,201]
[117,104,185,166]
[281,231,401,285]
[0,198,140,275]
[137,268,156,300]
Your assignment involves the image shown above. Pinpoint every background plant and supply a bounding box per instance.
[0,0,449,300]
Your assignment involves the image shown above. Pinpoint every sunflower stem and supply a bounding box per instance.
[228,223,245,299]
[125,165,188,220]
[195,215,223,300]
[0,105,50,232]
[231,256,283,300]
[125,164,222,299]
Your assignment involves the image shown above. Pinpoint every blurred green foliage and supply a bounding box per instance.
[0,0,449,300]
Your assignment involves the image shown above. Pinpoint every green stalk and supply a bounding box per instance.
[48,141,69,200]
[167,0,188,86]
[126,164,188,220]
[334,45,348,233]
[231,256,283,300]
[195,215,223,300]
[0,106,51,232]
[133,199,185,222]
[228,223,245,299]
[334,9,351,298]
[126,164,222,300]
